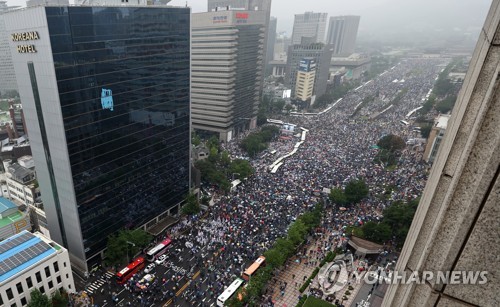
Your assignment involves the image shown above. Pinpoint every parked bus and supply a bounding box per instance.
[400,120,409,126]
[146,238,172,262]
[217,278,244,307]
[116,257,145,284]
[242,256,266,281]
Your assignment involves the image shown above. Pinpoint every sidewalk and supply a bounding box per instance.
[268,240,326,307]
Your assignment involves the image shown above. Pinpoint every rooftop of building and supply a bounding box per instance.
[0,231,58,284]
[8,163,35,182]
[0,197,16,213]
[436,114,451,129]
[0,210,25,228]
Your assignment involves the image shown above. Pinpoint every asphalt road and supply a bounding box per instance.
[76,239,246,307]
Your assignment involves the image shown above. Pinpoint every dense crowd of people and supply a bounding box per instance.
[97,58,447,306]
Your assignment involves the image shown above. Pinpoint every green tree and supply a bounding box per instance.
[377,134,406,152]
[270,98,286,113]
[329,188,348,206]
[287,220,308,246]
[51,289,69,307]
[105,229,152,266]
[191,132,201,146]
[229,159,254,179]
[181,192,201,215]
[241,133,267,157]
[220,151,231,167]
[344,179,369,204]
[420,124,433,139]
[273,238,295,258]
[435,95,457,114]
[362,221,392,243]
[27,289,50,307]
[264,248,287,267]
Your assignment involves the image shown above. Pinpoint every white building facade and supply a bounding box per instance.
[0,231,75,306]
[291,11,328,45]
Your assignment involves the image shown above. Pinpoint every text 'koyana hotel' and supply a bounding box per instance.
[4,5,191,273]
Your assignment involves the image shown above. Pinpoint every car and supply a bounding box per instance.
[155,254,167,265]
[144,263,155,274]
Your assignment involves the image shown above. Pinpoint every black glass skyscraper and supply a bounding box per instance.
[5,5,190,272]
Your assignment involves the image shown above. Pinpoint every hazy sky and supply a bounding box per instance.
[168,0,492,39]
[6,0,493,39]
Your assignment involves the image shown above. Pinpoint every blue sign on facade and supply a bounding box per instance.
[101,88,114,111]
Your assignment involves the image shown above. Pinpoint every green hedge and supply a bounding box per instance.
[296,295,308,307]
[319,251,336,267]
[299,267,320,293]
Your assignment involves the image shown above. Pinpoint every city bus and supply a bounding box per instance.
[217,278,244,307]
[116,257,145,284]
[400,120,409,126]
[146,238,172,262]
[241,256,266,281]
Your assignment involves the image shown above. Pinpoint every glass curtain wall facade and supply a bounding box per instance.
[47,6,190,261]
[7,6,190,269]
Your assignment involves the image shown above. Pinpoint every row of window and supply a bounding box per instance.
[1,261,68,306]
[7,182,34,197]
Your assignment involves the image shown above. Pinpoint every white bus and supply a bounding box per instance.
[400,120,409,126]
[217,278,244,306]
[146,238,172,262]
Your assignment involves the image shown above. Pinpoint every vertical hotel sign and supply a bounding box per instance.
[11,31,39,53]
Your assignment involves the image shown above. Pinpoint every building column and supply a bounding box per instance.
[383,2,499,306]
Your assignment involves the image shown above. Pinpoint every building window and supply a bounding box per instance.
[6,288,14,299]
[26,277,33,288]
[63,262,66,268]
[40,286,45,294]
[56,276,61,284]
[21,297,27,306]
[53,262,59,272]
[35,272,42,283]
[48,281,53,289]
[16,282,23,294]
[44,266,51,277]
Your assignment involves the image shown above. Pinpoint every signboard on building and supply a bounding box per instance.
[11,31,39,53]
[299,58,316,72]
[101,89,114,111]
[213,15,228,23]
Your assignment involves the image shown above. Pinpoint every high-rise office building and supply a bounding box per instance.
[5,5,190,273]
[266,17,277,64]
[326,15,360,55]
[291,11,328,45]
[191,10,266,142]
[0,1,19,93]
[207,0,271,91]
[74,0,171,4]
[208,0,270,12]
[286,43,333,99]
[295,58,316,102]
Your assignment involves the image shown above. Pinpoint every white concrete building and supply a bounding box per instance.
[0,231,74,306]
[6,163,40,207]
[291,11,328,44]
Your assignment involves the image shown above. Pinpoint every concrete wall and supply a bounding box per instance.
[383,1,499,306]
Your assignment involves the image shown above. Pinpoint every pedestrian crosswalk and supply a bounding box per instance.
[86,271,114,294]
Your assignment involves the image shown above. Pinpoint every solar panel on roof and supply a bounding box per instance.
[0,241,52,277]
[0,232,33,255]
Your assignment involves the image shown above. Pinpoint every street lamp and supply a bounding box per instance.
[126,241,136,264]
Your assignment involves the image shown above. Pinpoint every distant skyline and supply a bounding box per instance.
[5,0,493,42]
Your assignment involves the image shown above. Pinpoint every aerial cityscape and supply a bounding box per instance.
[0,0,497,307]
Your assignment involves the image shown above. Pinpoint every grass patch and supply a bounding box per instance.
[302,296,335,307]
